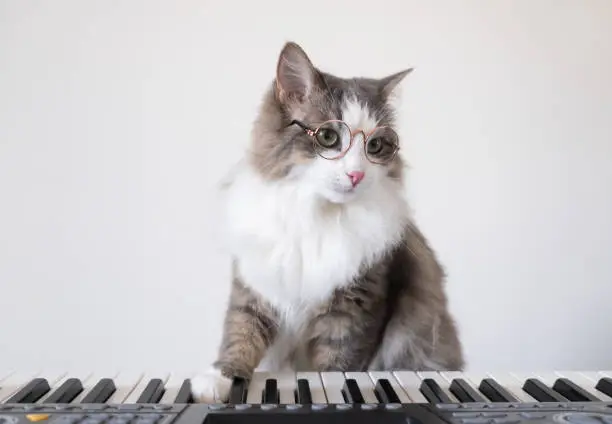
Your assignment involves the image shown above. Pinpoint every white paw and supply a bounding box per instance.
[191,368,233,403]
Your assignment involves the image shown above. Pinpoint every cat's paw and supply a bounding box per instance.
[191,368,233,403]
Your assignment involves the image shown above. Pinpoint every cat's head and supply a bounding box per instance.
[249,42,412,204]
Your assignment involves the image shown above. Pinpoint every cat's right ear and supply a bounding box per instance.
[275,42,322,103]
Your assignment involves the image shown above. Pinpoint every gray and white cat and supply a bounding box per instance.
[191,42,464,402]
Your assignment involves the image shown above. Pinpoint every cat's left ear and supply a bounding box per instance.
[275,42,324,104]
[379,68,413,98]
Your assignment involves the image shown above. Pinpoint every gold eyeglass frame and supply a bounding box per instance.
[290,119,400,164]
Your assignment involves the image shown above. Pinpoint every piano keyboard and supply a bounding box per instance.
[1,370,612,424]
[1,370,612,405]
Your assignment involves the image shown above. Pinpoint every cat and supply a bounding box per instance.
[191,41,464,403]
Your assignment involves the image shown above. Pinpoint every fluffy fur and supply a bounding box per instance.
[191,42,464,403]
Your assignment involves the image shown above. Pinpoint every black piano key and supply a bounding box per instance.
[81,378,116,403]
[479,378,519,402]
[43,378,83,403]
[595,377,612,398]
[374,379,401,404]
[136,379,165,403]
[173,379,193,404]
[419,378,453,404]
[228,377,248,404]
[553,378,600,401]
[295,379,312,404]
[522,378,568,402]
[6,378,51,403]
[449,378,487,403]
[342,378,365,404]
[262,379,279,404]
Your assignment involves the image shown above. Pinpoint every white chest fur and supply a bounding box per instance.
[221,164,409,313]
[219,163,409,370]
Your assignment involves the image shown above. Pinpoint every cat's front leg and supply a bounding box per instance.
[305,283,386,371]
[191,277,279,403]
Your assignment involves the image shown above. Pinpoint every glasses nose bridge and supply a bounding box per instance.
[348,127,368,144]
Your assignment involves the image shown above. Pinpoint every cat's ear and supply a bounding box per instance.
[275,42,323,103]
[379,68,413,98]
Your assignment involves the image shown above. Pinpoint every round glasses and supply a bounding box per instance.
[291,119,400,164]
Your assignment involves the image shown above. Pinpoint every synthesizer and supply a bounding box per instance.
[1,370,612,424]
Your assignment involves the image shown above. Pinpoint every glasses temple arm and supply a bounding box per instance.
[289,119,316,134]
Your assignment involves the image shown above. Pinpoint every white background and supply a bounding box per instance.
[1,0,611,375]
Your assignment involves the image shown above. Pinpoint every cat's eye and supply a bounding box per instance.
[364,128,399,163]
[315,126,340,148]
[366,137,385,155]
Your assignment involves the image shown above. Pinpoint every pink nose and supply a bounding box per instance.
[347,170,365,187]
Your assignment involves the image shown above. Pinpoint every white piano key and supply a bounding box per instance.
[0,372,13,383]
[392,371,428,403]
[123,372,169,403]
[273,372,296,404]
[246,371,269,404]
[319,372,346,404]
[440,370,490,386]
[344,372,377,403]
[417,371,460,402]
[368,371,411,403]
[106,371,145,403]
[462,371,495,386]
[159,372,192,404]
[490,372,537,402]
[555,371,612,401]
[71,371,119,403]
[439,371,491,402]
[44,371,68,392]
[38,371,91,403]
[439,371,466,382]
[296,371,327,404]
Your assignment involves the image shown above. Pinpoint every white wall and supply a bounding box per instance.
[1,0,611,374]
